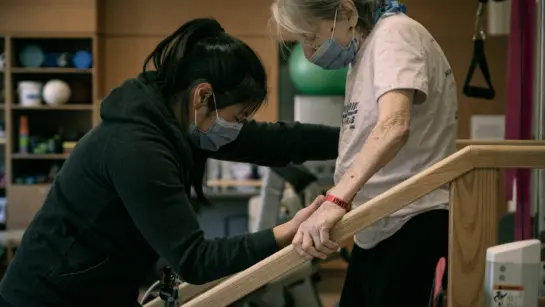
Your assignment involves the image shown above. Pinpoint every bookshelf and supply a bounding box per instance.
[0,33,98,229]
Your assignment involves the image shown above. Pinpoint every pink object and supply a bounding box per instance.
[433,257,446,307]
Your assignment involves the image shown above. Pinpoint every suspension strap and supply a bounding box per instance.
[463,0,496,100]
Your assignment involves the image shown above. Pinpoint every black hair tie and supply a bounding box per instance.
[215,26,225,36]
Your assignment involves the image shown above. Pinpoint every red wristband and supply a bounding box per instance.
[325,194,351,211]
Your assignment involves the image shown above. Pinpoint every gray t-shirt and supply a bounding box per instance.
[335,14,458,249]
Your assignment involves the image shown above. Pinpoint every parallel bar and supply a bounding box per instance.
[177,146,545,307]
[456,140,545,147]
[469,145,545,168]
[181,147,475,307]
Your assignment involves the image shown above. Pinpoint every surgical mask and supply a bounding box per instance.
[309,10,358,70]
[189,93,243,151]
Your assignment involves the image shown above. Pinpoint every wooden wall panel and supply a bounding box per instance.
[100,36,279,122]
[99,0,508,128]
[0,0,97,33]
[98,0,279,122]
[101,36,162,95]
[99,0,273,37]
[2,0,506,128]
[436,36,508,138]
[243,37,279,122]
[407,1,477,38]
[406,0,508,138]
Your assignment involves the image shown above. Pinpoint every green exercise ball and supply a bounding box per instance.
[288,43,348,96]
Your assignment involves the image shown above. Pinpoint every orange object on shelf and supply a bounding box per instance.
[62,141,77,154]
[18,115,29,153]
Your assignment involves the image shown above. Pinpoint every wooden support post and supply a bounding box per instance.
[448,168,499,307]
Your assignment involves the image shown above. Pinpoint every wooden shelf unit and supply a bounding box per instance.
[10,67,93,74]
[0,33,99,229]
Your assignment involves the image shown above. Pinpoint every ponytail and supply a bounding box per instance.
[143,18,225,97]
[141,18,268,209]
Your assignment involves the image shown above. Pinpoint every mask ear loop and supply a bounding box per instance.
[330,9,338,39]
[334,8,356,45]
[211,92,220,119]
[194,92,218,126]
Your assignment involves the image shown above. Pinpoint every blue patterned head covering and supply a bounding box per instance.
[374,0,407,24]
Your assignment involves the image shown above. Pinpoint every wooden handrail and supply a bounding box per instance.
[199,141,545,190]
[145,145,545,307]
[456,139,545,147]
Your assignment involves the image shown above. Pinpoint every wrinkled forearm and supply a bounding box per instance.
[330,117,410,201]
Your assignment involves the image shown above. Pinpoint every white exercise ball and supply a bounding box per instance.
[42,79,71,106]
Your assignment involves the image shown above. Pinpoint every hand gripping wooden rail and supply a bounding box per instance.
[145,144,545,307]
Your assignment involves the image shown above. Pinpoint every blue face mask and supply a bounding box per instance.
[189,93,243,151]
[309,10,358,70]
[309,38,358,70]
[309,1,407,70]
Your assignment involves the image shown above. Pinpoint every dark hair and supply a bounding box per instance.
[354,0,381,33]
[143,18,268,204]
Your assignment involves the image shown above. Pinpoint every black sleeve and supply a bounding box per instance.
[208,121,340,166]
[106,136,279,285]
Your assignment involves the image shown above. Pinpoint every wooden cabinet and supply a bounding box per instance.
[6,184,49,229]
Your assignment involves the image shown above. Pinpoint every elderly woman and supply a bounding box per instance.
[271,0,457,306]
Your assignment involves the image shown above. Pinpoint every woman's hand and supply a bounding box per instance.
[272,195,326,249]
[292,199,345,260]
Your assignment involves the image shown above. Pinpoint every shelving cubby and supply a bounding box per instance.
[2,34,98,229]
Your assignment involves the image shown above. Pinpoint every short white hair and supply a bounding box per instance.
[270,0,379,40]
[271,0,340,37]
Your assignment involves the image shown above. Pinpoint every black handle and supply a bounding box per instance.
[463,39,496,100]
[159,266,179,303]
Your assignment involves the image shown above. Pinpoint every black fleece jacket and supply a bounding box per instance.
[0,72,340,307]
